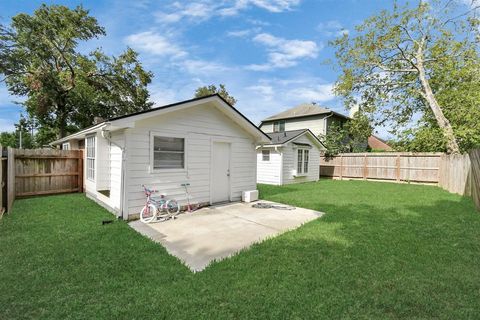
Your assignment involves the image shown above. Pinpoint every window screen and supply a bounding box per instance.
[86,136,96,181]
[262,150,270,161]
[153,136,185,169]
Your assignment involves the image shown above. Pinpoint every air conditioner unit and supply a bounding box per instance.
[242,190,259,203]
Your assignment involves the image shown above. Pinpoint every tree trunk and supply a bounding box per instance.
[57,105,67,139]
[417,57,460,154]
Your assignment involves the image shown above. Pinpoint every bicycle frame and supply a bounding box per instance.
[141,185,178,221]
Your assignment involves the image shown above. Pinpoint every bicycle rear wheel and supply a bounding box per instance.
[140,203,157,223]
[166,199,180,217]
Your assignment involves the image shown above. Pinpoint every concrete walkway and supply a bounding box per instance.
[129,201,323,272]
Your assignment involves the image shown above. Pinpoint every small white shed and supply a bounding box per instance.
[52,94,271,219]
[257,129,325,185]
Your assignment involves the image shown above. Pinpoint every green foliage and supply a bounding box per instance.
[320,122,349,157]
[1,182,480,318]
[0,117,35,148]
[0,132,16,148]
[393,126,447,152]
[331,0,480,153]
[194,84,237,105]
[0,4,153,138]
[320,113,373,157]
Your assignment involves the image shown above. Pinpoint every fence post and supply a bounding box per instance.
[339,155,343,180]
[363,154,367,180]
[78,150,84,193]
[7,147,15,213]
[396,155,401,182]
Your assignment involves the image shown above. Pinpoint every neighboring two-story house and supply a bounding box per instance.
[259,103,350,138]
[255,103,349,185]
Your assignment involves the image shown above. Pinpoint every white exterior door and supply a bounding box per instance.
[212,142,231,203]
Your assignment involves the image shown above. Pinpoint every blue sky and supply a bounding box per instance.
[0,0,405,138]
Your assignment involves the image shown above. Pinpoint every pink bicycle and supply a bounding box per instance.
[140,185,179,223]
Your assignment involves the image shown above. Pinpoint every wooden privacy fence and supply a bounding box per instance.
[320,150,480,210]
[439,150,480,210]
[2,148,84,213]
[320,152,443,183]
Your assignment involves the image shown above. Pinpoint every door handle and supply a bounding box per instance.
[227,170,230,177]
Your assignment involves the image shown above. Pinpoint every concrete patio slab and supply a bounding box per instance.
[129,201,323,272]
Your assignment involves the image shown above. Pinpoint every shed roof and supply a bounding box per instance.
[264,129,325,149]
[51,94,271,145]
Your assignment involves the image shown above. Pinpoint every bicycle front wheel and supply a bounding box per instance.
[166,199,180,216]
[140,203,157,223]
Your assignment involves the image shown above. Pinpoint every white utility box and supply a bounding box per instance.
[242,190,259,203]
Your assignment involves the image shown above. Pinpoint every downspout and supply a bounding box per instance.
[101,126,126,220]
[323,112,334,136]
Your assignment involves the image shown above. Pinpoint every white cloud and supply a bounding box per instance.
[178,59,231,75]
[154,0,302,24]
[249,0,301,13]
[124,31,187,58]
[247,33,320,70]
[316,20,349,37]
[246,84,275,99]
[227,28,258,37]
[286,83,335,102]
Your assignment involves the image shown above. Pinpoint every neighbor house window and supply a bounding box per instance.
[62,142,70,150]
[262,150,270,161]
[86,135,96,181]
[297,149,309,175]
[153,136,185,169]
[273,120,285,132]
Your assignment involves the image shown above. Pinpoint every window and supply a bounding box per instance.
[62,142,70,150]
[153,136,185,169]
[262,150,270,161]
[297,149,309,175]
[273,120,285,132]
[86,135,96,181]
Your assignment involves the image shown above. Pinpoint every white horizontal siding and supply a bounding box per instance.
[261,116,327,136]
[256,149,282,185]
[282,134,321,185]
[125,103,257,216]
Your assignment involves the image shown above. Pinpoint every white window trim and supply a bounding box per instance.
[62,142,70,150]
[149,131,187,173]
[86,135,96,182]
[294,148,310,177]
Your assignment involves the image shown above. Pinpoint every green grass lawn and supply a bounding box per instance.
[1,180,480,319]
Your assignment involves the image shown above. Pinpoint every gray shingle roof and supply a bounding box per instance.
[262,103,332,121]
[266,129,309,145]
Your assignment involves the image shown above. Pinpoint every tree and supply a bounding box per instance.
[0,4,153,139]
[346,111,373,152]
[0,119,34,148]
[319,113,373,157]
[332,0,480,154]
[194,84,237,106]
[320,122,349,157]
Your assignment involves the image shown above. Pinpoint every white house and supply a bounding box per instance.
[259,103,350,138]
[257,129,325,185]
[52,94,271,220]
